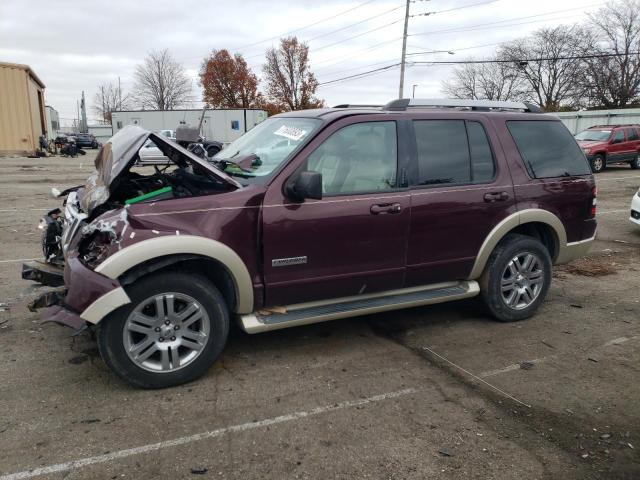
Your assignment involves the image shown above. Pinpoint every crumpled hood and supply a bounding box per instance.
[79,125,241,214]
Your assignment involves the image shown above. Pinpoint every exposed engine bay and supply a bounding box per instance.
[90,162,231,218]
[23,126,242,281]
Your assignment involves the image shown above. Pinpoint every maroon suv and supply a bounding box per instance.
[25,99,597,388]
[575,124,640,173]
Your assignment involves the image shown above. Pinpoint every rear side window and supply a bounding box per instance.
[612,129,625,143]
[507,121,591,178]
[413,120,495,185]
[626,128,639,141]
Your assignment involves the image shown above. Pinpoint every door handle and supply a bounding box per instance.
[483,192,509,202]
[370,203,402,214]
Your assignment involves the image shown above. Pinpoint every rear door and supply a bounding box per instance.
[261,117,412,306]
[405,116,516,286]
[624,127,640,162]
[608,129,627,163]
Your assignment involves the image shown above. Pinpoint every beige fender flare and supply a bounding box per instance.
[468,209,567,280]
[94,235,254,314]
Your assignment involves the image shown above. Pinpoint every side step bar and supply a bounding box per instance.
[240,281,480,334]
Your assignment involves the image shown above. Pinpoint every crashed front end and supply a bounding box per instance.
[23,125,240,333]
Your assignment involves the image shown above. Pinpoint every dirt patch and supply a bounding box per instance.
[560,256,619,277]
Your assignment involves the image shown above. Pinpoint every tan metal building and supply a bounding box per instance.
[0,62,46,156]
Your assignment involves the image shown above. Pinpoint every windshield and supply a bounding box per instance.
[575,130,611,142]
[213,117,322,182]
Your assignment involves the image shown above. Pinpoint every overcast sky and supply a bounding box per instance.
[1,0,602,126]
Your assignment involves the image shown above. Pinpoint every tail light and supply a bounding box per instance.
[589,185,597,218]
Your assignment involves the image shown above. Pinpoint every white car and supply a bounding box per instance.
[631,187,640,226]
[137,130,175,165]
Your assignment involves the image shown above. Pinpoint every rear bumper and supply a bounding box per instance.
[557,233,596,264]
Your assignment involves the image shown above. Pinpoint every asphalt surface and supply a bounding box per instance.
[0,152,638,479]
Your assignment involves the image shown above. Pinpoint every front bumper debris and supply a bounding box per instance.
[22,260,64,287]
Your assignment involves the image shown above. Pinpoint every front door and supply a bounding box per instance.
[261,118,411,307]
[405,117,516,286]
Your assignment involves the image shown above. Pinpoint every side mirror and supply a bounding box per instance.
[285,171,323,201]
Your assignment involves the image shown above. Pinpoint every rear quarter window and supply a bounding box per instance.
[507,120,591,178]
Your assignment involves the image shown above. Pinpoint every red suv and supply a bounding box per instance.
[25,99,597,388]
[575,124,640,173]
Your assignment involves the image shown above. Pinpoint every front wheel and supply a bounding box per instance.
[590,154,606,173]
[630,153,640,169]
[97,272,229,389]
[480,234,552,322]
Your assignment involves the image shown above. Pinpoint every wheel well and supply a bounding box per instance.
[118,254,237,312]
[506,222,558,261]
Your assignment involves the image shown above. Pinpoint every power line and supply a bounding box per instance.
[319,63,401,85]
[307,4,405,42]
[410,0,499,17]
[410,3,605,36]
[233,0,379,51]
[318,51,640,88]
[411,51,640,65]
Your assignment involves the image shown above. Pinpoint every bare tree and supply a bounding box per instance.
[133,49,191,110]
[581,0,640,108]
[93,82,129,123]
[501,25,590,111]
[263,37,324,111]
[441,56,524,101]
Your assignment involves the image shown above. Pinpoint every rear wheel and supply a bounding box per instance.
[590,154,606,173]
[630,153,640,169]
[97,272,229,388]
[480,234,552,322]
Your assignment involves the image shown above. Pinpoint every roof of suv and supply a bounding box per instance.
[274,98,549,123]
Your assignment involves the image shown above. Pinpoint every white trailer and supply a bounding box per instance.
[110,108,267,144]
[88,125,113,144]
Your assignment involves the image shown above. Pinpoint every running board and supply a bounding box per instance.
[240,281,480,334]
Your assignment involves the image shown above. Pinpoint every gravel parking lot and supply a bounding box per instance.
[0,152,638,479]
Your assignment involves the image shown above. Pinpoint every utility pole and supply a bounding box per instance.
[398,0,411,98]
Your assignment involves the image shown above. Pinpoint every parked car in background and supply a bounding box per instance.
[25,99,596,389]
[138,139,169,164]
[74,133,99,149]
[631,187,640,226]
[575,125,640,173]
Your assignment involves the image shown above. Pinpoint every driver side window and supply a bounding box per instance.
[306,121,397,195]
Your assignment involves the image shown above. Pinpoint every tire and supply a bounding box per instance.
[206,145,220,157]
[480,234,552,322]
[630,153,640,169]
[97,272,229,389]
[590,154,606,173]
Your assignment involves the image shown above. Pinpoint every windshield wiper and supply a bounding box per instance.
[212,153,261,173]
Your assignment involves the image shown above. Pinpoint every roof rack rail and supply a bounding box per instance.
[588,124,640,128]
[333,104,382,108]
[383,98,541,113]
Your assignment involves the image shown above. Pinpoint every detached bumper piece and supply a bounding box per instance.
[22,260,64,287]
[27,286,87,333]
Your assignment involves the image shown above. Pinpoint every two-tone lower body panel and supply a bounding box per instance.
[39,255,130,331]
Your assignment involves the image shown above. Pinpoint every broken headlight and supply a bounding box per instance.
[79,231,114,268]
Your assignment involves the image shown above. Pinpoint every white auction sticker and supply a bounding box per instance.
[274,125,307,141]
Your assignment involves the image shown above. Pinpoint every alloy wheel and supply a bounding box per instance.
[123,292,210,373]
[592,157,603,172]
[500,252,544,310]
